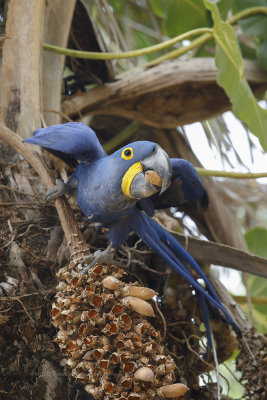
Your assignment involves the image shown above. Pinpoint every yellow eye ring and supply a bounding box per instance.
[121,147,133,160]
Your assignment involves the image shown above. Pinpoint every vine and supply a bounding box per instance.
[43,6,267,63]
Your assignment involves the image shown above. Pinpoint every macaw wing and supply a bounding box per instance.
[24,122,107,162]
[149,158,209,213]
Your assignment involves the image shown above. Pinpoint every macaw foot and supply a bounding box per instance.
[45,179,69,202]
[81,245,115,274]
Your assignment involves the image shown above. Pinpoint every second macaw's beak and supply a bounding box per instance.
[122,145,172,199]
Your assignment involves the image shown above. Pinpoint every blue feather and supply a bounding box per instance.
[25,122,106,161]
[131,210,239,346]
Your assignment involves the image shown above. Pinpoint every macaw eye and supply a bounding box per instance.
[121,147,133,160]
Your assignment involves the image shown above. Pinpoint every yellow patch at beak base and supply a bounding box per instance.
[121,162,143,198]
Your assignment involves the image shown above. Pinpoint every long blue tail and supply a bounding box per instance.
[132,211,239,347]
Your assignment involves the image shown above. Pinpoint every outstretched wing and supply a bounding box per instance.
[24,122,107,162]
[149,158,209,212]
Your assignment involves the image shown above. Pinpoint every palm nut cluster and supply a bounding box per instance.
[52,262,188,399]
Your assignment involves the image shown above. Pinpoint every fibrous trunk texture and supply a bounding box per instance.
[0,0,44,137]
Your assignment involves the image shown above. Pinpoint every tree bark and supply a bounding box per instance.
[43,0,76,126]
[62,58,267,128]
[0,0,45,138]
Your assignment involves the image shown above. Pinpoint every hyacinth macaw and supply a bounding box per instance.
[25,122,238,344]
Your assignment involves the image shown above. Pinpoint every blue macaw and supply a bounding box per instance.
[24,122,239,346]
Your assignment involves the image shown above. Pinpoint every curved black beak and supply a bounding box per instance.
[129,145,172,199]
[141,145,172,194]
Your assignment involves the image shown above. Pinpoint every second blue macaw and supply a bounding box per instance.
[25,122,239,345]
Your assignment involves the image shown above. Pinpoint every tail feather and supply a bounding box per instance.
[196,291,212,350]
[132,211,239,345]
[133,213,227,313]
[149,217,226,310]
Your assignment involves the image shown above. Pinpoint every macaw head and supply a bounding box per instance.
[111,141,172,199]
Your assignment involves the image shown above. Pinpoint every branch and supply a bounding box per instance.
[197,168,267,180]
[233,296,267,305]
[62,58,267,128]
[146,32,212,66]
[172,231,267,279]
[149,6,267,65]
[43,28,213,60]
[228,6,267,25]
[42,7,267,63]
[207,271,249,333]
[0,124,90,258]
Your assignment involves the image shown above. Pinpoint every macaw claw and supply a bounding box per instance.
[81,245,116,274]
[45,179,69,202]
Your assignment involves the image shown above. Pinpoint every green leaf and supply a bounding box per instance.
[134,31,159,62]
[257,41,267,69]
[244,227,267,257]
[241,303,267,332]
[235,0,267,9]
[217,0,235,19]
[148,0,166,18]
[233,0,267,68]
[239,40,257,60]
[203,0,267,152]
[234,0,267,40]
[166,0,209,37]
